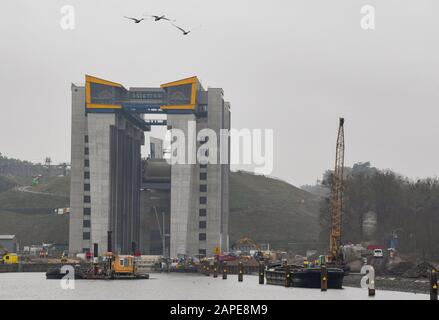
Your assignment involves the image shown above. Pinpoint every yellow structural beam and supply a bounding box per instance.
[85,75,125,109]
[160,76,198,109]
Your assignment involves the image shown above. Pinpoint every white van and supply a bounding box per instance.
[373,249,383,258]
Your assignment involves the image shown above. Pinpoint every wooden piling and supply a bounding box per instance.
[430,268,438,301]
[321,265,328,291]
[368,275,376,297]
[205,261,210,276]
[222,261,228,280]
[259,262,265,285]
[285,265,291,287]
[238,261,244,282]
[213,261,218,278]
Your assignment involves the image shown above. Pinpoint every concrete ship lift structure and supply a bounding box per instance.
[69,75,230,259]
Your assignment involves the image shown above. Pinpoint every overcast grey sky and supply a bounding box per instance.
[1,0,438,186]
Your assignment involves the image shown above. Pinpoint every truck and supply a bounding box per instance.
[2,253,18,264]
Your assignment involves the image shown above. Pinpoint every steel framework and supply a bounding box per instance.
[329,118,345,262]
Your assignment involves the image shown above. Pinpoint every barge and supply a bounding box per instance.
[265,264,345,289]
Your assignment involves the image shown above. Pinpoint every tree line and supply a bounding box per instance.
[317,162,439,260]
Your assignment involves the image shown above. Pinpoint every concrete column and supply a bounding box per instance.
[168,113,197,258]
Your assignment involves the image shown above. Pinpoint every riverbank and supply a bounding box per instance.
[344,273,430,294]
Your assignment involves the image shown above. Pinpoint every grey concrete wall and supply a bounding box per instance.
[168,113,197,257]
[222,101,231,252]
[70,86,143,255]
[69,85,87,254]
[87,113,116,255]
[205,88,224,256]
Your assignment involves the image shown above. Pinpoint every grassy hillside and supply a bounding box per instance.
[0,176,16,192]
[0,176,69,245]
[28,176,70,197]
[0,171,320,250]
[229,171,320,249]
[0,191,69,209]
[0,210,69,245]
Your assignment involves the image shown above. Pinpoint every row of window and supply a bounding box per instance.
[199,159,207,249]
[84,136,91,241]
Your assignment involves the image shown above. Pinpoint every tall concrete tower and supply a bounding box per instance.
[69,75,230,259]
[161,77,230,258]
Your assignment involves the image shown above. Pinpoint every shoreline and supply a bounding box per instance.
[343,273,430,294]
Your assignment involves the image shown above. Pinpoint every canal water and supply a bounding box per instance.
[0,273,429,300]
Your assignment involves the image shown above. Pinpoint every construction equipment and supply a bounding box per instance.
[234,237,264,261]
[0,245,18,264]
[2,253,18,264]
[329,117,345,265]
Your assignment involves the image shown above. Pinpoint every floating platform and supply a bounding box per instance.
[45,267,149,280]
[266,266,344,289]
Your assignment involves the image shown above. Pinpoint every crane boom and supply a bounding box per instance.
[329,118,345,262]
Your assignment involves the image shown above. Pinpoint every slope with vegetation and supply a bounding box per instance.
[0,169,321,250]
[0,175,69,246]
[229,171,321,250]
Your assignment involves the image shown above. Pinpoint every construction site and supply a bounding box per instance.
[1,1,439,304]
[1,94,438,297]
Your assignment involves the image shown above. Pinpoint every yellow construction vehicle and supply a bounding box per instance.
[1,244,18,264]
[102,253,145,278]
[234,237,264,261]
[2,253,18,264]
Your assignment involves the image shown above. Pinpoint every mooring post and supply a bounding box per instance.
[238,261,244,282]
[205,261,210,276]
[213,261,218,278]
[259,261,265,285]
[368,269,376,297]
[93,243,99,275]
[321,265,328,291]
[222,261,228,280]
[285,264,291,287]
[430,268,438,301]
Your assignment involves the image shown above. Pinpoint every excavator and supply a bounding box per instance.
[234,237,266,261]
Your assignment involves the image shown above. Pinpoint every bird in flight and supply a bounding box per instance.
[124,16,144,23]
[172,24,191,35]
[148,15,173,22]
